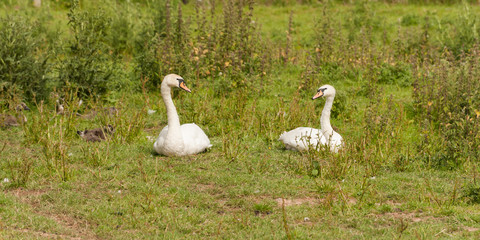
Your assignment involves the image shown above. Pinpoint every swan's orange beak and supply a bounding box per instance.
[179,81,191,93]
[312,90,324,100]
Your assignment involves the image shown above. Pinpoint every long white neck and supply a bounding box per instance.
[161,82,182,140]
[320,96,335,141]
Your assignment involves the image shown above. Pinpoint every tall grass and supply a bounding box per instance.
[134,0,272,94]
[413,49,480,169]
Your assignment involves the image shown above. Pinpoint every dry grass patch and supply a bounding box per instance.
[6,188,99,240]
[274,197,318,207]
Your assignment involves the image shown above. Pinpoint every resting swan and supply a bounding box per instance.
[279,84,343,152]
[154,74,212,156]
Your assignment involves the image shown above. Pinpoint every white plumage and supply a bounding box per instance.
[279,84,343,153]
[154,123,212,156]
[279,127,326,151]
[154,74,212,156]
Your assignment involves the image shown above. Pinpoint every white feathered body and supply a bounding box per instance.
[154,123,211,156]
[279,127,325,151]
[279,127,342,152]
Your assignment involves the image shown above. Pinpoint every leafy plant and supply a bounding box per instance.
[4,157,34,188]
[56,0,116,99]
[376,62,412,86]
[0,15,49,101]
[435,2,480,57]
[413,50,480,167]
[134,0,272,93]
[462,183,480,204]
[253,202,273,215]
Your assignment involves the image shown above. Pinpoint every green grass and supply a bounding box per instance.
[1,81,480,239]
[1,0,480,239]
[2,127,480,238]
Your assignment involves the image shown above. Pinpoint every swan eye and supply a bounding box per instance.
[177,78,192,92]
[177,78,185,87]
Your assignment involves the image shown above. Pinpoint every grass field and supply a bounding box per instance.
[1,0,480,239]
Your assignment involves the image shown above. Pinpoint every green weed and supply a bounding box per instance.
[0,15,49,101]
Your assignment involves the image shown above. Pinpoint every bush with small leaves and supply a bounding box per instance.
[56,0,116,99]
[0,15,49,101]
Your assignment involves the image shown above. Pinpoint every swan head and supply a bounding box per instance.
[312,84,336,100]
[163,74,191,92]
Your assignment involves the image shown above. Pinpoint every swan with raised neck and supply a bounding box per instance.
[154,74,211,156]
[279,84,343,152]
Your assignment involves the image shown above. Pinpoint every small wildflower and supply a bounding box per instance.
[147,109,156,115]
[146,136,156,142]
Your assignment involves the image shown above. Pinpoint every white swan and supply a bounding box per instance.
[154,74,212,156]
[279,84,343,152]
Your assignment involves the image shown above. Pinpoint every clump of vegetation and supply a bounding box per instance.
[436,3,480,57]
[135,0,271,93]
[4,157,34,188]
[413,49,480,168]
[462,183,480,204]
[0,15,49,101]
[56,0,116,99]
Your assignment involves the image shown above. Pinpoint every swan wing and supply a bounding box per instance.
[279,127,326,151]
[153,125,169,155]
[328,131,343,153]
[181,123,212,155]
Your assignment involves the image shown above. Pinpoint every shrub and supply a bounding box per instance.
[377,62,412,86]
[134,0,272,93]
[435,3,480,57]
[0,15,49,101]
[401,14,421,26]
[344,0,381,43]
[108,6,135,56]
[133,0,173,88]
[413,49,480,167]
[56,0,115,99]
[462,183,480,204]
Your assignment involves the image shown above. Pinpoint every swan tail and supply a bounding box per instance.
[278,131,287,141]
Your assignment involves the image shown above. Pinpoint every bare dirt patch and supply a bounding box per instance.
[373,210,440,225]
[274,195,357,207]
[7,188,99,240]
[464,226,479,232]
[375,200,402,206]
[10,188,47,198]
[10,227,81,240]
[274,197,318,207]
[196,183,217,192]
